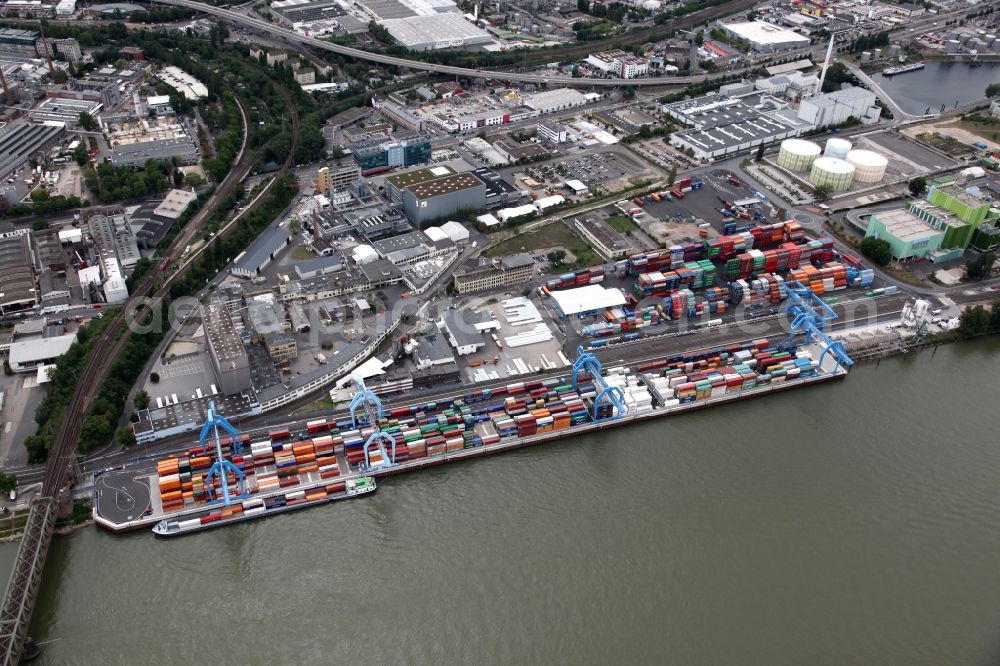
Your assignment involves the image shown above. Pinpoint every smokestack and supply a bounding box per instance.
[312,209,320,243]
[817,33,835,95]
[0,66,11,105]
[474,4,478,20]
[38,25,55,80]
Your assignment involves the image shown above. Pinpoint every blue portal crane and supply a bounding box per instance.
[348,375,397,470]
[198,400,248,507]
[572,346,627,422]
[783,281,853,372]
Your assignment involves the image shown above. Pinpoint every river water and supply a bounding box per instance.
[7,340,1000,665]
[870,61,1000,116]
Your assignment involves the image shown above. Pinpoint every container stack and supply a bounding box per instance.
[542,266,607,292]
[850,268,875,288]
[788,262,847,296]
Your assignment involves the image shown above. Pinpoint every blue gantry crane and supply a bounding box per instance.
[783,281,854,372]
[572,345,627,422]
[348,374,397,469]
[198,400,248,507]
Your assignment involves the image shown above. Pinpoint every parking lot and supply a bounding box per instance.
[562,151,639,186]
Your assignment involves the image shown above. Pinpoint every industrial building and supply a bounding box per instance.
[0,121,65,182]
[797,87,881,128]
[132,189,197,249]
[720,21,810,52]
[380,14,492,51]
[453,253,533,294]
[316,160,361,193]
[294,255,343,279]
[585,50,649,79]
[438,308,499,355]
[574,217,630,260]
[536,122,568,145]
[928,184,991,228]
[666,94,811,161]
[0,28,39,60]
[401,171,486,225]
[385,164,456,202]
[470,167,519,208]
[232,227,290,278]
[101,257,129,303]
[380,101,423,132]
[865,206,946,261]
[84,209,142,268]
[203,302,252,395]
[157,65,208,100]
[0,232,36,315]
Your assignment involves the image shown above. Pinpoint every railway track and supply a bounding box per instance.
[0,80,302,663]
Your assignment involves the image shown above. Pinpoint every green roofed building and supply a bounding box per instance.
[865,207,945,261]
[927,184,990,228]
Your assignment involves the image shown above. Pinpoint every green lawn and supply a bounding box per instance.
[606,215,637,233]
[291,244,316,260]
[485,221,602,269]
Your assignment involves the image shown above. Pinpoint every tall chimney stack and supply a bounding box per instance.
[0,66,12,105]
[39,24,56,80]
[817,33,835,96]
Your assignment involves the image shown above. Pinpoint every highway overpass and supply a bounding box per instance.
[153,0,750,87]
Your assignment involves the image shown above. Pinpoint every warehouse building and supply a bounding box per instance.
[797,87,880,128]
[522,88,591,114]
[453,253,533,294]
[110,135,200,168]
[720,21,810,52]
[270,0,345,23]
[381,13,492,51]
[550,284,626,318]
[157,65,208,100]
[8,333,77,373]
[203,302,252,395]
[0,28,39,60]
[666,94,811,161]
[380,102,423,132]
[232,227,290,278]
[585,50,649,79]
[294,254,343,279]
[402,171,486,225]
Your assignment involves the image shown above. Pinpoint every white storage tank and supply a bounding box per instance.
[810,157,855,192]
[824,138,853,159]
[845,149,888,183]
[777,139,821,171]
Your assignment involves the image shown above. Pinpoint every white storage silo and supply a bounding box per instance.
[824,138,853,159]
[777,139,822,172]
[810,157,855,192]
[845,149,888,183]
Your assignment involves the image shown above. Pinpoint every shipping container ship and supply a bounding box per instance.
[95,337,851,535]
[151,477,376,537]
[882,62,924,76]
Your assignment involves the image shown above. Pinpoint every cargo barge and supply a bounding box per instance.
[882,62,924,76]
[95,337,850,534]
[152,477,375,537]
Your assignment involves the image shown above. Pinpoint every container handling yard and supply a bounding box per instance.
[96,283,854,536]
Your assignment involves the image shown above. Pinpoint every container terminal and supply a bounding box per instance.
[95,284,854,535]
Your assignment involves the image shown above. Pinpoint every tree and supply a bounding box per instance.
[860,236,892,266]
[173,169,184,188]
[150,371,160,383]
[755,143,765,162]
[80,414,112,449]
[0,473,15,494]
[53,69,68,84]
[78,112,98,131]
[966,250,997,281]
[987,83,1000,98]
[73,142,90,166]
[668,165,677,187]
[546,249,567,264]
[813,185,832,202]
[908,176,927,197]
[184,172,203,188]
[694,31,704,46]
[958,304,992,337]
[114,426,133,447]
[134,390,150,410]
